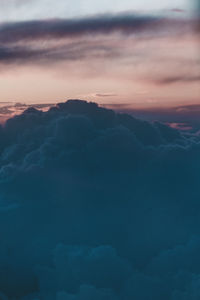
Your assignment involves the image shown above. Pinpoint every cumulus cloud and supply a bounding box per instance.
[0,100,200,299]
[109,104,200,134]
[0,102,54,124]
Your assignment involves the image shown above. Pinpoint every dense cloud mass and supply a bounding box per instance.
[0,100,200,299]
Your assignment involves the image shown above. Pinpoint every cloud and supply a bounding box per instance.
[0,102,54,124]
[103,103,200,133]
[0,100,200,298]
[0,41,120,66]
[154,75,200,85]
[0,13,194,66]
[0,11,197,101]
[0,45,51,63]
[95,93,117,98]
[0,14,162,43]
[0,13,159,66]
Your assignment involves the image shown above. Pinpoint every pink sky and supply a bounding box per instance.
[0,13,199,110]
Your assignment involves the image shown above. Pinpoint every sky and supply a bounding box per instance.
[0,2,200,299]
[0,0,193,20]
[0,0,199,110]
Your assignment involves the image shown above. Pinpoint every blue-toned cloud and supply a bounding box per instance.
[0,100,200,299]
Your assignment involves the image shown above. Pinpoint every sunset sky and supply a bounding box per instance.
[0,0,199,109]
[1,2,200,299]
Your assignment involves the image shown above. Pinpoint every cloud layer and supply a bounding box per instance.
[0,13,195,65]
[0,14,161,42]
[0,100,200,299]
[0,12,199,107]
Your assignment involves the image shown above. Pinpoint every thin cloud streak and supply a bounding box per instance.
[153,75,200,85]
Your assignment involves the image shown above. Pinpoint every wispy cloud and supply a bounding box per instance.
[95,93,117,97]
[0,13,195,66]
[0,12,198,104]
[154,74,200,85]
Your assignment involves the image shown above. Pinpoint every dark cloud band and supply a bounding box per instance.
[154,75,200,85]
[0,14,162,43]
